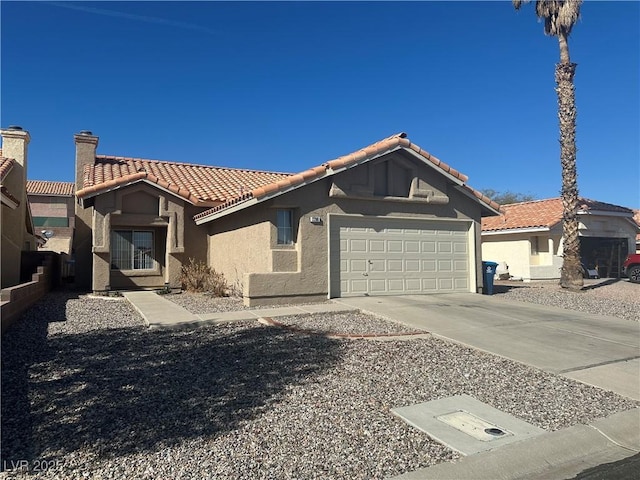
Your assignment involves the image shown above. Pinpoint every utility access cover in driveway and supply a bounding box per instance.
[392,394,545,455]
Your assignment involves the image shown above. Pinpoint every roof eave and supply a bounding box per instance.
[77,177,215,207]
[1,189,19,209]
[577,209,634,218]
[453,185,501,216]
[481,226,552,236]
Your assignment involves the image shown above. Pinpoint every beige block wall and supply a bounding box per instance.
[482,234,533,281]
[209,166,486,306]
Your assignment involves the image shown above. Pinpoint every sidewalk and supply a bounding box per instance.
[390,408,640,480]
[122,291,357,329]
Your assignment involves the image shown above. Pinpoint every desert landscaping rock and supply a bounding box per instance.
[164,293,331,315]
[494,279,640,322]
[1,289,638,479]
[271,312,425,336]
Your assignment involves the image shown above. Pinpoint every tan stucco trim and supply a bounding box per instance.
[482,227,551,236]
[1,191,19,209]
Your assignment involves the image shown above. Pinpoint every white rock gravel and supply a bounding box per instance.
[494,278,640,322]
[1,290,638,480]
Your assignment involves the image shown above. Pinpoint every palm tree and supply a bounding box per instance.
[513,0,584,290]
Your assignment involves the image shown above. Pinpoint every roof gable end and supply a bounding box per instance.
[195,133,500,224]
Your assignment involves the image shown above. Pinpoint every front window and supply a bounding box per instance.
[111,230,154,270]
[277,209,293,245]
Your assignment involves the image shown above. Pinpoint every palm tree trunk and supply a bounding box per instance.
[556,32,583,290]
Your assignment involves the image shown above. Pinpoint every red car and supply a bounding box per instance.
[622,253,640,283]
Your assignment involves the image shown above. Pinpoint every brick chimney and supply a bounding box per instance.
[74,130,99,192]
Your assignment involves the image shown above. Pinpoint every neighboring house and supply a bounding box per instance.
[75,131,500,305]
[481,198,639,281]
[27,180,75,255]
[1,127,39,288]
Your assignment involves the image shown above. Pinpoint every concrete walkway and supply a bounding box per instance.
[122,291,357,330]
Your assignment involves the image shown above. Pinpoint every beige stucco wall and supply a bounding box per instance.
[483,233,538,281]
[208,151,488,305]
[83,183,207,292]
[1,129,36,288]
[1,203,23,288]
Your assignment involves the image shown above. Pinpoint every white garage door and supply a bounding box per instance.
[330,216,472,297]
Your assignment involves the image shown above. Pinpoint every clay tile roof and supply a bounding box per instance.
[194,132,500,222]
[482,197,635,232]
[27,180,75,196]
[76,155,292,206]
[0,156,15,181]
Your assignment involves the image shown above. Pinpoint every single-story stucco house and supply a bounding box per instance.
[481,198,639,281]
[74,131,500,305]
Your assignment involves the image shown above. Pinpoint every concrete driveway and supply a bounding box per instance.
[336,294,640,401]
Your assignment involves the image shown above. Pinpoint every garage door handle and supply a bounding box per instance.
[362,273,368,276]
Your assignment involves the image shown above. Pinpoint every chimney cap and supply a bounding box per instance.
[7,125,23,131]
[78,130,93,136]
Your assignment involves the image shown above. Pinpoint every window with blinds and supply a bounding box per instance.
[111,230,154,270]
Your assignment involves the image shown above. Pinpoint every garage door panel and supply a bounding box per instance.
[454,260,469,272]
[405,259,420,272]
[422,260,437,272]
[388,241,403,253]
[369,279,387,293]
[438,242,453,253]
[438,260,453,271]
[350,279,368,294]
[350,259,367,272]
[370,259,385,272]
[439,278,454,290]
[331,217,472,297]
[422,241,436,253]
[454,242,468,253]
[369,240,385,252]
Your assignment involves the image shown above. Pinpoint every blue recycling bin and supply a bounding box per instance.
[482,261,499,295]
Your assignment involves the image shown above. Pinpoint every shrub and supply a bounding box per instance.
[180,259,229,296]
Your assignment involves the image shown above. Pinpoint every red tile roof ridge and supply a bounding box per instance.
[95,154,293,176]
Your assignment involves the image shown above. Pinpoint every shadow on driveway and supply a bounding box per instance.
[1,292,342,465]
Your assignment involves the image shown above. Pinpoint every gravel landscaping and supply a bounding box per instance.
[2,288,638,479]
[493,278,640,322]
[163,292,331,315]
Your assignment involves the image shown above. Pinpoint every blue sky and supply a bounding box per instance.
[2,1,639,208]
